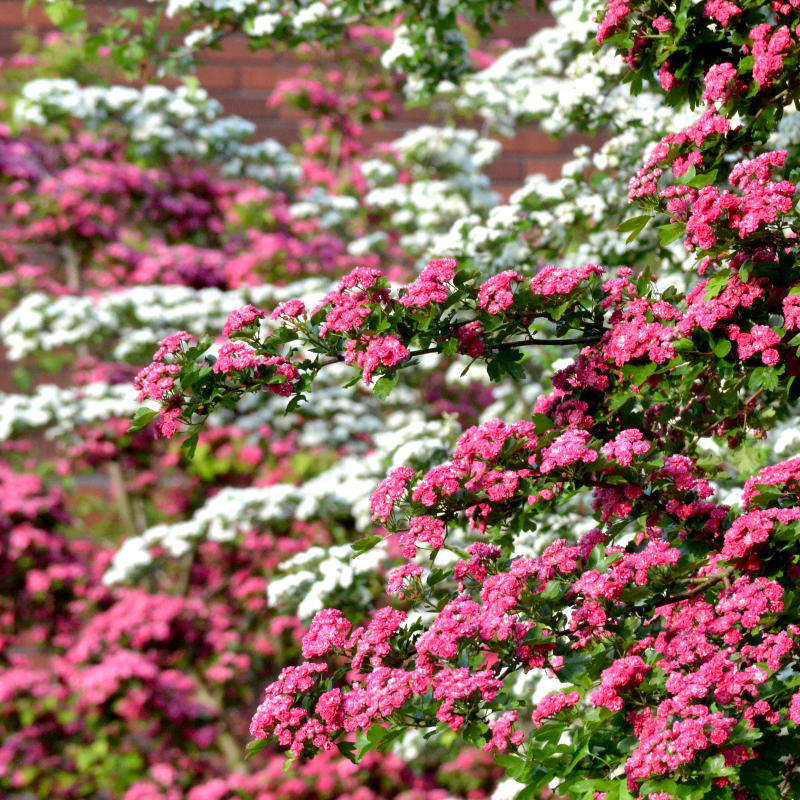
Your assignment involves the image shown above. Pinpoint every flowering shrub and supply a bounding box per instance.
[120,2,800,799]
[10,1,800,800]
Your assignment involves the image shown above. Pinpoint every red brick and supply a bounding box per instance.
[196,64,238,90]
[241,65,298,89]
[523,157,563,180]
[204,35,255,62]
[503,127,561,155]
[215,93,272,118]
[486,158,524,182]
[0,2,48,26]
[490,9,551,44]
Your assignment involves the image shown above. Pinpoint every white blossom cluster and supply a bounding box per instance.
[395,0,700,277]
[138,0,506,99]
[0,383,138,443]
[0,279,329,362]
[103,409,460,586]
[289,188,361,230]
[14,79,301,189]
[358,126,500,258]
[437,0,614,137]
[266,542,386,620]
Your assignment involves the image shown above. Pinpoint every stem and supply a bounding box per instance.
[651,566,735,607]
[315,333,602,368]
[191,669,248,771]
[106,461,142,540]
[61,243,82,293]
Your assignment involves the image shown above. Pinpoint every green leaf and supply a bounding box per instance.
[128,407,158,432]
[351,535,383,555]
[373,373,399,401]
[687,169,718,188]
[748,365,780,393]
[710,337,731,358]
[617,214,651,243]
[336,741,358,763]
[488,349,526,382]
[658,222,685,246]
[623,361,657,386]
[703,269,732,300]
[44,0,86,30]
[531,413,554,434]
[182,431,199,460]
[676,164,697,184]
[244,738,270,760]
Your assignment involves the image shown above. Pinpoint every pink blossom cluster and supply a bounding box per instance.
[751,23,792,85]
[386,562,424,597]
[531,690,581,727]
[476,270,523,314]
[529,264,603,297]
[301,608,351,658]
[727,323,781,365]
[344,333,409,385]
[398,514,446,557]
[134,331,196,402]
[317,267,391,337]
[370,466,416,521]
[484,710,525,751]
[652,16,672,32]
[212,342,265,374]
[539,429,598,473]
[628,111,731,200]
[783,293,800,329]
[742,456,800,507]
[572,538,681,600]
[596,0,631,45]
[399,257,456,307]
[591,655,651,712]
[704,0,742,26]
[600,428,651,466]
[680,273,764,332]
[702,62,740,105]
[221,304,265,336]
[271,298,307,320]
[668,150,795,250]
[455,320,485,357]
[601,298,681,366]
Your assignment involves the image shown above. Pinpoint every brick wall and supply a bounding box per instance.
[0,1,583,196]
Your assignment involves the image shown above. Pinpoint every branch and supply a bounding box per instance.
[315,332,602,368]
[651,566,736,608]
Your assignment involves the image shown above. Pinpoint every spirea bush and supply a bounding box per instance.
[7,1,800,799]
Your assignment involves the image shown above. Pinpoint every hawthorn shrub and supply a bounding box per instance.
[7,1,800,800]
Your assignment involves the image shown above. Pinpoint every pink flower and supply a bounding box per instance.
[222,304,265,336]
[702,62,737,104]
[476,270,523,314]
[212,342,264,373]
[301,609,351,658]
[398,514,446,557]
[484,710,525,751]
[532,690,580,727]
[704,0,742,26]
[370,466,415,521]
[399,257,456,308]
[596,0,631,45]
[270,299,306,320]
[529,264,603,296]
[386,563,423,597]
[344,334,409,385]
[540,429,598,473]
[600,428,651,466]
